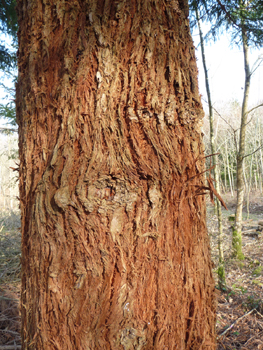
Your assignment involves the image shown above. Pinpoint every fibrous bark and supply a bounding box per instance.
[16,0,216,349]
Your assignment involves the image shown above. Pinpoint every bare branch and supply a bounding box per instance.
[243,145,263,159]
[218,308,256,339]
[0,127,18,133]
[210,105,239,153]
[246,103,263,116]
[250,55,263,76]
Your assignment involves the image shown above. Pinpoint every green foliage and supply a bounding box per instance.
[0,0,17,70]
[0,42,16,70]
[216,0,263,47]
[0,83,17,128]
[0,0,17,127]
[225,289,235,302]
[0,0,17,35]
[228,214,235,222]
[0,79,16,127]
[190,0,263,48]
[252,265,262,276]
[248,258,260,267]
[233,285,247,294]
[252,279,263,286]
[0,100,15,122]
[243,294,262,310]
[238,262,245,269]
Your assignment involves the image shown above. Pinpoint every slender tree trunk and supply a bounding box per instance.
[260,147,263,193]
[243,160,249,219]
[258,120,263,193]
[16,1,216,349]
[246,154,253,219]
[232,27,250,260]
[255,155,258,191]
[223,153,227,190]
[226,141,234,196]
[231,160,235,195]
[195,6,225,289]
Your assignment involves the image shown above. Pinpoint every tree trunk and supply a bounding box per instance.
[226,141,234,196]
[16,1,216,349]
[232,26,250,260]
[260,146,263,193]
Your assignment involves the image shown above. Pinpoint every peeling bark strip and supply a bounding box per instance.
[16,0,216,349]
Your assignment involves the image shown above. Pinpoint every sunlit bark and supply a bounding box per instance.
[17,0,216,349]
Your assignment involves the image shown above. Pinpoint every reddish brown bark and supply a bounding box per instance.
[16,0,216,349]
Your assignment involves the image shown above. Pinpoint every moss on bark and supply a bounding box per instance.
[232,228,245,260]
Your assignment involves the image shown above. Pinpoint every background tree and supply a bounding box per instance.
[16,0,216,349]
[190,0,226,290]
[216,0,263,260]
[0,133,19,210]
[202,100,263,201]
[191,0,263,260]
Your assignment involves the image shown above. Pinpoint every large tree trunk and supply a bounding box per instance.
[16,1,216,349]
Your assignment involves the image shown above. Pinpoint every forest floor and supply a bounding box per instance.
[210,192,263,350]
[0,193,263,349]
[0,210,21,349]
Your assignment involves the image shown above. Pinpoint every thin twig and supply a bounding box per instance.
[246,103,263,115]
[217,308,256,338]
[242,229,258,234]
[0,346,21,350]
[243,145,263,159]
[211,105,237,134]
[255,309,263,319]
[250,56,263,76]
[243,335,256,347]
[0,127,18,133]
[0,296,16,301]
[0,329,20,336]
[204,153,220,159]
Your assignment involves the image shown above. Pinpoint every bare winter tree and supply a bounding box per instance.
[16,0,216,349]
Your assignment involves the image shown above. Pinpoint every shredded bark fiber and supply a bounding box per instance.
[16,0,216,348]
